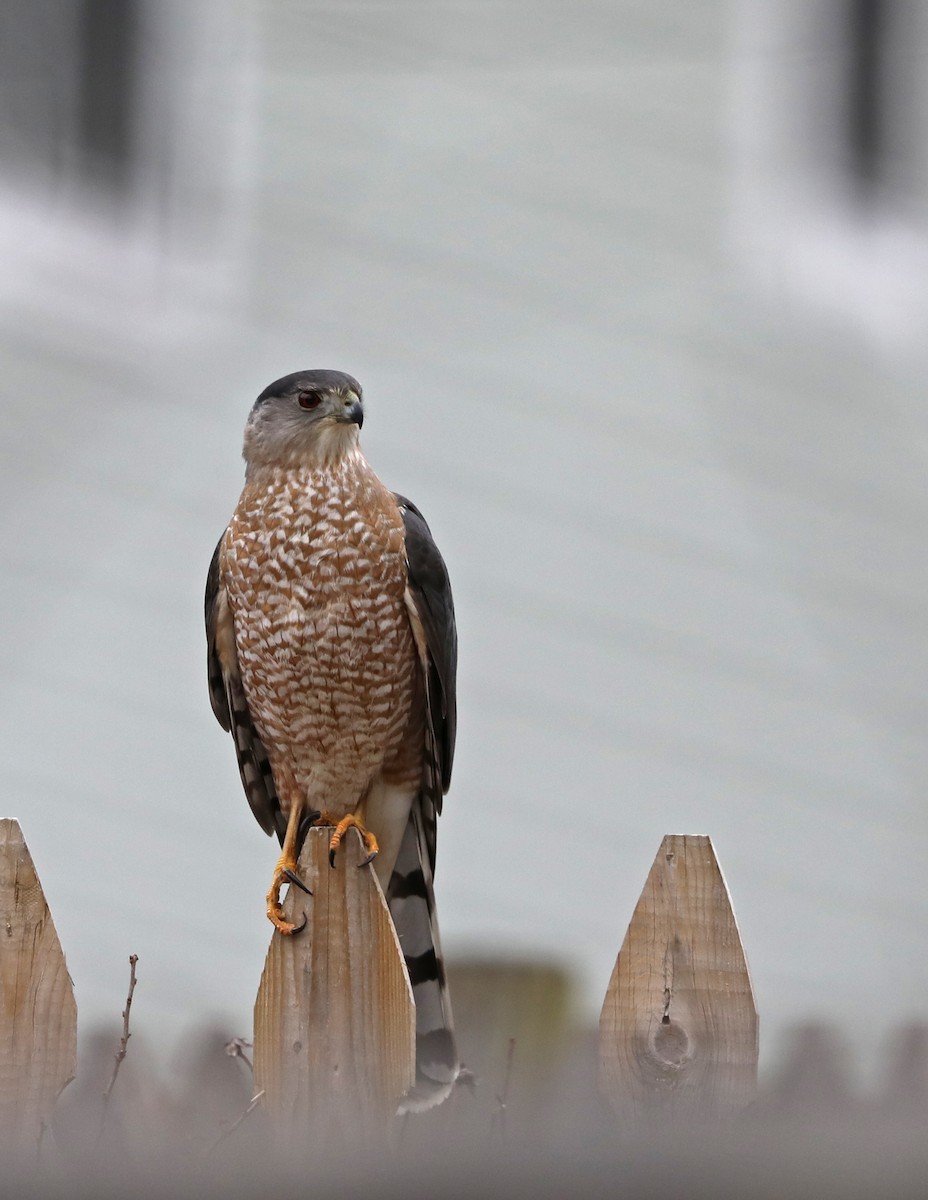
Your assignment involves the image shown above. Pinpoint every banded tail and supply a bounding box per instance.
[386,803,459,1112]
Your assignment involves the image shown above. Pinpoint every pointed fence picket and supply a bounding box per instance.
[253,826,415,1148]
[598,834,759,1123]
[0,818,77,1154]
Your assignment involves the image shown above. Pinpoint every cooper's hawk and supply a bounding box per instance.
[205,370,459,1109]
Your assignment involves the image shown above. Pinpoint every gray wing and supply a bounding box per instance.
[205,536,284,841]
[395,492,456,863]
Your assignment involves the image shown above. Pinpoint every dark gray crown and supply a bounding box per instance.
[254,370,361,407]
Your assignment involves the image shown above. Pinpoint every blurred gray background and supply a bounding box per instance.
[1,0,926,1082]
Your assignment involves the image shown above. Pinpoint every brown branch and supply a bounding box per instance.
[224,1037,254,1075]
[96,953,139,1146]
[206,1090,265,1154]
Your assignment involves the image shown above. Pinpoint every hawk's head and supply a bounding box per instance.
[242,369,364,472]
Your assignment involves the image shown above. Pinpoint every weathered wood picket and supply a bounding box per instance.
[598,834,758,1123]
[0,819,76,1154]
[253,826,415,1148]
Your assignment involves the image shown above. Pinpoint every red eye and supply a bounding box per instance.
[298,390,322,410]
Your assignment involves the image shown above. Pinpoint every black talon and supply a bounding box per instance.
[358,851,377,868]
[283,868,312,895]
[295,808,324,857]
[290,912,308,935]
[328,847,337,869]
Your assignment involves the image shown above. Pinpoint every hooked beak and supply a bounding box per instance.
[338,395,363,428]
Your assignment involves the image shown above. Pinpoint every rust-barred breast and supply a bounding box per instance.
[221,451,421,817]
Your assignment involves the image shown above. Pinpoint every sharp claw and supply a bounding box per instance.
[269,906,307,936]
[328,820,377,868]
[295,808,324,858]
[299,808,322,833]
[283,868,312,895]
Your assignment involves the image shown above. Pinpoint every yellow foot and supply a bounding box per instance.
[328,814,379,869]
[265,857,311,936]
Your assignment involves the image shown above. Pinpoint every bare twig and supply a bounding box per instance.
[96,954,139,1146]
[224,1037,254,1074]
[490,1038,517,1143]
[206,1090,265,1154]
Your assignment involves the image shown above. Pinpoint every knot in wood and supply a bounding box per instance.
[651,1018,690,1068]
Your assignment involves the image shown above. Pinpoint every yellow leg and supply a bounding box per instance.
[328,813,379,869]
[266,798,310,935]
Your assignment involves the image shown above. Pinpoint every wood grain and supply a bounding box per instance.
[599,834,758,1124]
[253,826,414,1148]
[0,818,77,1152]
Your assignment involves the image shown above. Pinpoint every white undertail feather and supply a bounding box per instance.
[362,778,415,894]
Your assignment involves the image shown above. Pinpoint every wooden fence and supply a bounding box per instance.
[0,816,764,1155]
[7,816,922,1163]
[4,812,927,1185]
[4,806,927,1200]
